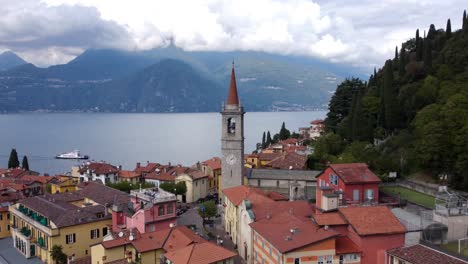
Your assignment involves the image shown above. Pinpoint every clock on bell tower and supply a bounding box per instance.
[221,62,245,191]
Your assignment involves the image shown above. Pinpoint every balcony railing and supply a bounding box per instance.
[10,206,58,236]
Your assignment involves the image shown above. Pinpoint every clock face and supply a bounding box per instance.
[226,154,237,165]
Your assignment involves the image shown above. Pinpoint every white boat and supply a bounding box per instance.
[55,150,89,160]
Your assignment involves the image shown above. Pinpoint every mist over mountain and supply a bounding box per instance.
[0,47,357,112]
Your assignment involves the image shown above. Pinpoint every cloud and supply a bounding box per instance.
[0,0,465,70]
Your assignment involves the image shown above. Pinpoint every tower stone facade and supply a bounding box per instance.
[221,64,245,191]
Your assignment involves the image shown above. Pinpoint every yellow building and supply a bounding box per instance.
[50,176,79,194]
[201,157,221,195]
[175,169,208,203]
[9,182,129,263]
[0,206,11,239]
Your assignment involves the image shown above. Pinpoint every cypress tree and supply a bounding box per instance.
[394,46,399,60]
[415,29,423,61]
[427,24,436,40]
[463,10,467,32]
[351,89,373,142]
[262,132,266,148]
[446,19,452,38]
[279,122,291,140]
[8,148,20,169]
[383,60,399,130]
[399,46,407,77]
[22,156,30,171]
[423,39,433,72]
[266,131,272,146]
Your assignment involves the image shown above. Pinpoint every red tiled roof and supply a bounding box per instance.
[339,206,406,236]
[328,163,381,184]
[312,212,348,226]
[311,119,324,125]
[266,191,289,201]
[336,236,361,254]
[145,172,176,182]
[226,64,239,105]
[132,228,171,252]
[118,170,141,178]
[202,157,221,170]
[185,169,209,180]
[252,200,313,221]
[387,244,467,264]
[281,138,299,145]
[79,162,119,175]
[164,242,237,264]
[70,256,91,264]
[265,152,308,170]
[134,162,160,174]
[258,152,281,161]
[164,226,205,252]
[250,212,338,253]
[223,186,272,206]
[18,175,54,184]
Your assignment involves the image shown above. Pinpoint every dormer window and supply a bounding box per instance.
[227,118,236,134]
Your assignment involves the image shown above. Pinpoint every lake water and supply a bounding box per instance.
[0,111,326,175]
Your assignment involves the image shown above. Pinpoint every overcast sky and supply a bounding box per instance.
[0,0,465,71]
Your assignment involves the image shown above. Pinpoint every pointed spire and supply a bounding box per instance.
[227,61,239,106]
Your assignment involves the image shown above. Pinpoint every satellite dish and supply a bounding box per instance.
[129,235,134,241]
[118,232,124,238]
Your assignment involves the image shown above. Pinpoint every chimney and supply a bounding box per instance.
[118,165,122,170]
[168,162,171,167]
[136,162,141,169]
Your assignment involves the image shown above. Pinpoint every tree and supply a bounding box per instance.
[198,200,217,220]
[266,131,272,146]
[463,10,467,32]
[279,122,291,140]
[427,24,436,40]
[423,39,433,72]
[446,19,452,38]
[394,46,399,61]
[8,148,19,168]
[261,132,266,149]
[175,181,187,196]
[107,181,155,193]
[382,60,399,130]
[51,245,67,264]
[399,46,407,77]
[22,156,29,171]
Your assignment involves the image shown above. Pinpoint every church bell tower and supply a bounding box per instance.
[221,62,245,191]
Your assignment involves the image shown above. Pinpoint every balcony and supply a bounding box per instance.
[10,206,58,237]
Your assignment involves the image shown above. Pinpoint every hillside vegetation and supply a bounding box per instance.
[311,11,468,191]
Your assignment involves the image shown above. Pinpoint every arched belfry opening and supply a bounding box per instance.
[227,118,236,134]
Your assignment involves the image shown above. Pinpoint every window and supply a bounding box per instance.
[158,206,165,216]
[66,234,76,244]
[318,256,324,264]
[85,250,88,255]
[90,229,100,239]
[353,189,360,201]
[102,227,108,236]
[366,189,374,201]
[276,180,279,187]
[7,213,9,220]
[294,258,300,264]
[167,204,174,214]
[326,255,333,264]
[330,174,338,185]
[257,180,261,186]
[398,260,404,264]
[0,214,2,220]
[7,225,10,231]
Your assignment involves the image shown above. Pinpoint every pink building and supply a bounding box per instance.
[112,187,177,234]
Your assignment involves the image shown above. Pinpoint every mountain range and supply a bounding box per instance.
[0,47,360,112]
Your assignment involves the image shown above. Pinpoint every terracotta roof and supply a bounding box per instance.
[250,212,338,253]
[201,157,221,170]
[134,162,160,174]
[70,256,91,264]
[265,152,308,170]
[105,259,128,264]
[223,186,272,206]
[226,64,239,105]
[281,138,299,145]
[163,226,205,252]
[145,172,176,182]
[328,163,381,184]
[164,242,237,264]
[265,191,289,201]
[118,170,141,178]
[79,162,119,175]
[252,200,313,221]
[185,169,209,180]
[78,181,129,207]
[387,244,467,264]
[339,206,406,236]
[311,119,324,125]
[312,212,348,226]
[335,236,361,254]
[18,175,54,184]
[258,152,281,161]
